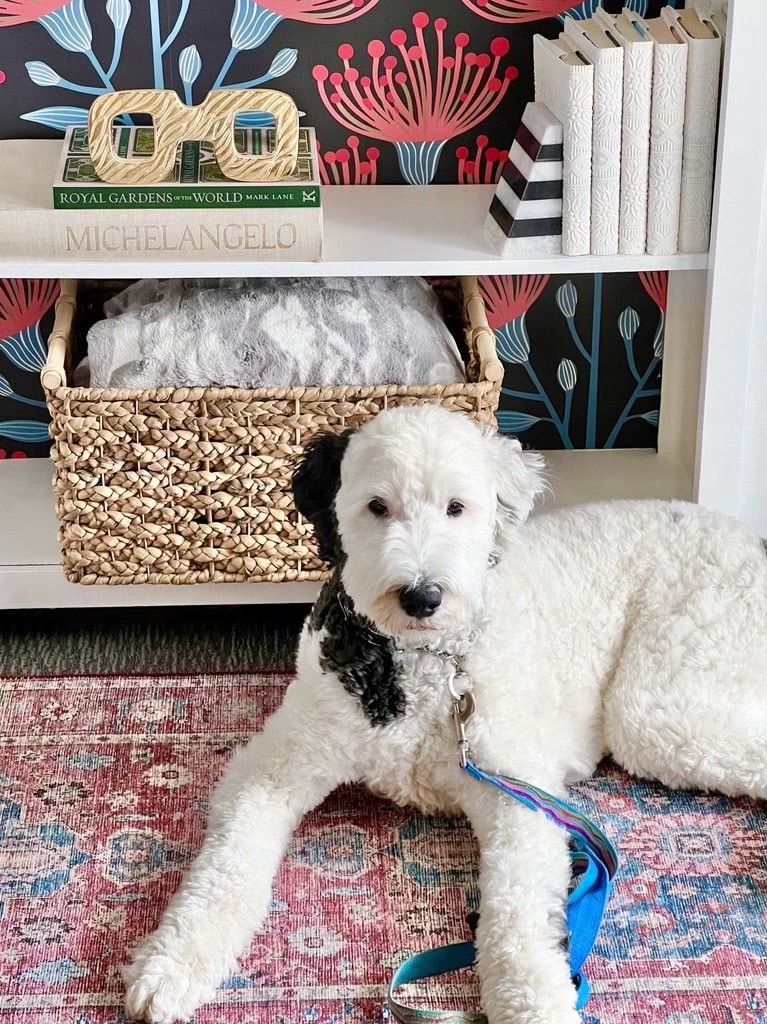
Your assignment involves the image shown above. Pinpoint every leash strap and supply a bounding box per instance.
[387,759,618,1024]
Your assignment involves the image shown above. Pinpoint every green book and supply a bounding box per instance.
[52,125,321,210]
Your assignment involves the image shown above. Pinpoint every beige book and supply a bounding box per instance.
[0,140,323,262]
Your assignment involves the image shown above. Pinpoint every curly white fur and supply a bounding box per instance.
[124,404,767,1024]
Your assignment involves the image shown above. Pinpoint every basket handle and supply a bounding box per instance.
[41,278,77,391]
[459,276,504,385]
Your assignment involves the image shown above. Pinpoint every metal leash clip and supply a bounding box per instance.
[451,690,475,768]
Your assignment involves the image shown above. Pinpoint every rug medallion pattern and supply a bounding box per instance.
[0,672,764,1023]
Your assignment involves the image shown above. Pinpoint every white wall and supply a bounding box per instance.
[694,0,767,532]
[738,163,767,536]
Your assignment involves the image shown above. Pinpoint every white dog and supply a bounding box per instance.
[124,403,767,1024]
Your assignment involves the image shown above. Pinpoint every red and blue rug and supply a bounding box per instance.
[0,671,765,1023]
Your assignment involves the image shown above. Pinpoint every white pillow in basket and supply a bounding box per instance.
[85,277,467,390]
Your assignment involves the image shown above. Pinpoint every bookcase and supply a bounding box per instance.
[0,0,763,611]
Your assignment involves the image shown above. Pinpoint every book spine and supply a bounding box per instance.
[646,42,688,256]
[52,184,322,210]
[618,42,653,255]
[677,37,722,253]
[560,65,594,257]
[0,208,324,261]
[588,52,622,256]
[534,37,593,256]
[180,140,200,184]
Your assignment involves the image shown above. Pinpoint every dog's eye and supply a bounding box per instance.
[367,498,388,517]
[447,500,464,517]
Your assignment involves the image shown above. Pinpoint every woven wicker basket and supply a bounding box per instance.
[42,276,502,585]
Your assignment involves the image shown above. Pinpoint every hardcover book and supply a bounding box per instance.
[533,35,594,256]
[634,14,688,256]
[661,7,722,253]
[593,8,654,256]
[562,17,623,256]
[1,139,323,262]
[53,126,321,211]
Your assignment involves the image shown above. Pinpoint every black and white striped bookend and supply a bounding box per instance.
[484,101,564,256]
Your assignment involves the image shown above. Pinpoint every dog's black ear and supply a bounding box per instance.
[293,429,355,564]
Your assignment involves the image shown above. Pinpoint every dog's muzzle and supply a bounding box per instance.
[398,583,443,619]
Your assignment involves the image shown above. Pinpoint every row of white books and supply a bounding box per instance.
[533,5,725,257]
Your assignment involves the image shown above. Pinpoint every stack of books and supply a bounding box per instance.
[533,5,723,257]
[0,125,323,261]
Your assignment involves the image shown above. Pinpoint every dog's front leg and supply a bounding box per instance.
[123,685,354,1024]
[466,788,580,1024]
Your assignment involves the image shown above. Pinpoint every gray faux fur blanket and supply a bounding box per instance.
[85,277,466,389]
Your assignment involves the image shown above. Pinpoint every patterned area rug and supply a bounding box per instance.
[0,670,765,1024]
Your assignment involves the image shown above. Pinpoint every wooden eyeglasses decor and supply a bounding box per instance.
[87,88,300,185]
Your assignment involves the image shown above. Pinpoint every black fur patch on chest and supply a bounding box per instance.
[309,575,406,727]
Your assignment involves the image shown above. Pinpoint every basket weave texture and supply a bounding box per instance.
[42,276,502,585]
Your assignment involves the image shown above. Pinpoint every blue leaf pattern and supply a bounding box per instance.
[25,61,61,87]
[496,411,540,433]
[0,421,51,443]
[494,317,530,365]
[19,106,89,131]
[1,325,47,373]
[39,0,92,53]
[230,0,281,51]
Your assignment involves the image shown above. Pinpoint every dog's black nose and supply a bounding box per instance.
[398,583,443,618]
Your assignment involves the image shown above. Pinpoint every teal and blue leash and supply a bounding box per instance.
[387,690,618,1024]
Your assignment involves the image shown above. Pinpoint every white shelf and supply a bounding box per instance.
[0,141,708,278]
[0,451,692,609]
[542,449,693,508]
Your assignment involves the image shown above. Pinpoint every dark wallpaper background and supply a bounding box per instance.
[0,0,678,457]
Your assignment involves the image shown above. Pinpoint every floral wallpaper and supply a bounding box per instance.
[0,279,58,458]
[0,0,677,456]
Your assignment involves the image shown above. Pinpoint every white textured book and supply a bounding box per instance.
[533,35,594,256]
[661,7,722,253]
[594,8,653,255]
[634,15,688,256]
[562,17,623,256]
[0,139,323,262]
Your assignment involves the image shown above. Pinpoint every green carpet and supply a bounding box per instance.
[0,604,309,676]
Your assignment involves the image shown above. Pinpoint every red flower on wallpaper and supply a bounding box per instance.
[456,134,508,185]
[258,0,380,23]
[0,278,59,374]
[318,135,379,185]
[313,12,518,184]
[638,271,668,312]
[478,274,549,330]
[0,279,58,338]
[0,0,69,26]
[639,271,667,359]
[460,0,578,23]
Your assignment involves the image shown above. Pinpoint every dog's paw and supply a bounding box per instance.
[480,950,583,1024]
[485,990,581,1024]
[122,936,223,1024]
